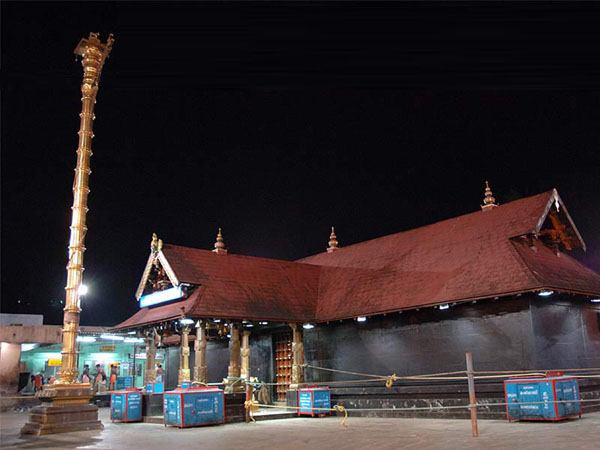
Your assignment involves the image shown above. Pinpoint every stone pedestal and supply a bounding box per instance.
[20,384,102,435]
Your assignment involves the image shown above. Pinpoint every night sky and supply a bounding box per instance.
[2,2,600,326]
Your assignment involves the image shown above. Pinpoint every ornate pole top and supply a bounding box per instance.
[481,181,498,211]
[74,33,115,91]
[327,226,339,253]
[213,228,228,254]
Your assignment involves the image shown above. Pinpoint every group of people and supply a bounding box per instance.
[80,363,123,392]
[19,371,55,394]
[20,362,165,395]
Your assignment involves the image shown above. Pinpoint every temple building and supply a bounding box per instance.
[113,186,600,407]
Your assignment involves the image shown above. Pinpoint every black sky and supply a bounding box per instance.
[2,2,600,326]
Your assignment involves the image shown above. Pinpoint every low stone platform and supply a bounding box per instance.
[286,378,600,420]
[20,403,103,435]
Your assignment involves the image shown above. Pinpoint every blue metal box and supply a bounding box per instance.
[110,391,143,422]
[146,381,164,394]
[116,376,133,390]
[163,388,225,428]
[298,386,331,417]
[181,381,192,389]
[504,376,581,421]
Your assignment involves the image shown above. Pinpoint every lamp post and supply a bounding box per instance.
[21,32,114,436]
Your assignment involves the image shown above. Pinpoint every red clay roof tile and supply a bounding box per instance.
[113,190,600,329]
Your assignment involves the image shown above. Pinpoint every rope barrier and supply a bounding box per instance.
[297,364,600,386]
[242,397,599,428]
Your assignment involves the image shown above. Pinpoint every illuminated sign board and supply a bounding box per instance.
[139,286,183,308]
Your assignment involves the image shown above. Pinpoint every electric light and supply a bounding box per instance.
[439,304,450,310]
[591,298,600,303]
[78,284,88,296]
[100,334,124,341]
[124,337,144,343]
[179,318,194,326]
[303,323,314,329]
[76,336,97,343]
[259,321,269,325]
[538,290,554,297]
[357,316,367,322]
[21,343,38,351]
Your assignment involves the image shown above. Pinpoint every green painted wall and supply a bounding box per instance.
[20,341,165,388]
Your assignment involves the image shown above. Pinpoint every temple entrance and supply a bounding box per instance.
[273,332,292,401]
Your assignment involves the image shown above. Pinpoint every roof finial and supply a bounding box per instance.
[327,226,339,253]
[213,227,228,254]
[481,181,498,211]
[151,233,159,253]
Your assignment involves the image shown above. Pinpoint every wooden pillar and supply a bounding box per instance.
[193,323,207,385]
[143,332,157,384]
[466,352,479,437]
[178,327,191,386]
[290,323,305,388]
[227,323,241,378]
[223,322,243,393]
[241,330,251,380]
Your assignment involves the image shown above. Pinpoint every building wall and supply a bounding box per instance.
[302,297,536,381]
[163,339,231,389]
[530,296,600,369]
[0,314,43,326]
[0,343,22,395]
[163,295,599,394]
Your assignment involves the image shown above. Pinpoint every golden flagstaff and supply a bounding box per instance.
[21,32,114,435]
[59,32,114,385]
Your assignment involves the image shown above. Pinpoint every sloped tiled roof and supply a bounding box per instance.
[113,190,600,329]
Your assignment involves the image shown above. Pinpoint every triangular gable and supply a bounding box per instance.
[135,250,180,300]
[534,189,586,251]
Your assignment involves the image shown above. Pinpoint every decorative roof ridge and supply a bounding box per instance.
[161,242,323,269]
[297,190,556,262]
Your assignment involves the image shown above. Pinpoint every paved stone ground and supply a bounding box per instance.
[1,408,600,449]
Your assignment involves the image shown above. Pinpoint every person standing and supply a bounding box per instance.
[33,372,43,392]
[81,365,91,384]
[156,363,164,382]
[109,365,118,391]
